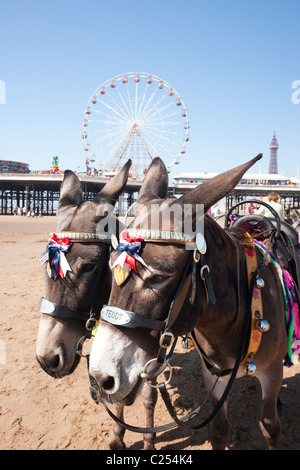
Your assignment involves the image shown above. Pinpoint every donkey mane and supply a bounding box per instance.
[205,215,253,250]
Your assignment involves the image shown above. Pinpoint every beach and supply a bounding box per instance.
[1,215,300,450]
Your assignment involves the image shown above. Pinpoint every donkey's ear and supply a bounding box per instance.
[137,157,169,204]
[58,170,83,208]
[94,159,132,205]
[177,154,262,212]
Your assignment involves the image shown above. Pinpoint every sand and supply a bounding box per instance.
[0,215,300,451]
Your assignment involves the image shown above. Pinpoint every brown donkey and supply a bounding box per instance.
[89,155,295,450]
[36,160,159,449]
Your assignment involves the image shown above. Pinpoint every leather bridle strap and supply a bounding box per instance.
[156,255,193,364]
[39,297,92,322]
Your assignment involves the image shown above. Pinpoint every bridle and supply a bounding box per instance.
[98,227,237,433]
[39,231,112,354]
[98,223,272,435]
[100,228,214,373]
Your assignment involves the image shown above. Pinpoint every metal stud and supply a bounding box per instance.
[256,319,270,333]
[255,277,265,289]
[245,361,256,376]
[181,336,194,349]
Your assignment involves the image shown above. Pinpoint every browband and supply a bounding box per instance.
[53,232,111,243]
[126,228,195,245]
[54,229,195,245]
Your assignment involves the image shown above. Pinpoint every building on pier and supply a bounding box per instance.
[0,172,140,216]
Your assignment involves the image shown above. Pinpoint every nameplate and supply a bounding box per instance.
[100,306,131,326]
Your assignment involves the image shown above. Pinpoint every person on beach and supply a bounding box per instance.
[255,192,284,220]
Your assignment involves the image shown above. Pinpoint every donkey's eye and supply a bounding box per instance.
[72,258,96,275]
[81,263,95,272]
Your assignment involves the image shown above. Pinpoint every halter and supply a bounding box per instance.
[99,226,271,435]
[100,228,215,375]
[39,231,111,325]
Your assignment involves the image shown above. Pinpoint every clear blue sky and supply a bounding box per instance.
[0,0,299,181]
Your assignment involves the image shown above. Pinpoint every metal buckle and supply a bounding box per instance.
[85,317,98,331]
[159,331,174,349]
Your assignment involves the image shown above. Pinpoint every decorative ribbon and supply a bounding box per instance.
[41,233,72,279]
[112,229,148,272]
[230,214,238,224]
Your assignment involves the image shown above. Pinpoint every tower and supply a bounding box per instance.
[268,130,279,174]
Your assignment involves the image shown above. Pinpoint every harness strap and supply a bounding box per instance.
[39,297,91,322]
[240,235,264,369]
[100,232,266,435]
[156,255,193,364]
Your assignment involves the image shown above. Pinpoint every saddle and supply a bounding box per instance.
[233,214,300,299]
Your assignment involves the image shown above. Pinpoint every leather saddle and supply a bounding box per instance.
[233,214,300,298]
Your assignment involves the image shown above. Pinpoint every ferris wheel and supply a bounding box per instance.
[82,72,189,178]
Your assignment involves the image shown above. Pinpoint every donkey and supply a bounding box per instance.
[36,160,158,450]
[89,155,293,450]
[36,161,132,376]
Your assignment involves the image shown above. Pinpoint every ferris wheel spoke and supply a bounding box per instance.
[95,132,129,157]
[92,130,128,145]
[138,92,168,122]
[137,80,150,119]
[115,85,134,122]
[142,127,181,147]
[142,110,179,126]
[135,81,139,120]
[88,118,129,127]
[142,125,184,138]
[142,130,180,153]
[91,109,129,125]
[95,97,129,123]
[138,127,172,153]
[136,86,161,122]
[124,82,135,121]
[99,88,132,122]
[90,125,128,142]
[90,125,129,139]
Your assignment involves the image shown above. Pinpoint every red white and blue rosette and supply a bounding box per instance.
[40,233,72,279]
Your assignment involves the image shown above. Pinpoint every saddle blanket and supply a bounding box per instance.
[254,240,300,366]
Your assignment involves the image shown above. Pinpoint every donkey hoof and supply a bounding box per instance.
[109,440,126,450]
